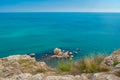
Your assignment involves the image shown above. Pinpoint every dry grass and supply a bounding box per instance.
[18,60,49,74]
[57,54,110,75]
[75,55,109,73]
[18,60,37,67]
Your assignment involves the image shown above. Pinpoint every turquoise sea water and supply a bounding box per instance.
[0,12,120,58]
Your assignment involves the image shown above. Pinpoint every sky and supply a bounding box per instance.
[0,0,120,12]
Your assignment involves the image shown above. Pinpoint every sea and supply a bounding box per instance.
[0,12,120,66]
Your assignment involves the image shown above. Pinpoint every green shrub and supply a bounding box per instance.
[57,61,73,72]
[113,61,119,66]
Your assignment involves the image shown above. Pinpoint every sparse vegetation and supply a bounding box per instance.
[57,60,73,71]
[113,61,119,66]
[75,55,109,73]
[18,60,36,67]
[57,54,110,75]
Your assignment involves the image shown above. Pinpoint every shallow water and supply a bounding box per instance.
[0,12,120,58]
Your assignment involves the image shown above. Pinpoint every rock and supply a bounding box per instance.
[54,48,61,55]
[44,76,74,80]
[10,73,32,80]
[63,51,69,58]
[101,56,114,66]
[52,48,70,58]
[0,73,43,80]
[6,55,36,62]
[112,49,120,55]
[0,78,9,80]
[51,55,58,58]
[58,52,63,56]
[0,64,4,70]
[29,53,35,57]
[71,55,74,58]
[101,49,120,67]
[75,75,81,80]
[38,62,48,71]
[74,51,78,54]
[115,63,120,68]
[112,49,120,62]
[0,59,3,63]
[0,55,49,78]
[69,52,73,55]
[64,75,75,79]
[80,73,90,80]
[30,73,44,80]
[92,73,120,80]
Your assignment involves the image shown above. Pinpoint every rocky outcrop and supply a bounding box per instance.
[6,55,36,61]
[0,55,49,78]
[101,49,120,67]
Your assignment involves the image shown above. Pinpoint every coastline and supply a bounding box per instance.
[0,49,120,80]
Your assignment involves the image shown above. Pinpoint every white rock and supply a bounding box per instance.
[69,52,73,55]
[63,51,69,58]
[54,48,61,55]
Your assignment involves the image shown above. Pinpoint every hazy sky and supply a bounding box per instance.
[0,0,120,12]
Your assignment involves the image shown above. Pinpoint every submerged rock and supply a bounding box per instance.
[29,53,35,57]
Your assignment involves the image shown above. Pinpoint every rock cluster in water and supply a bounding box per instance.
[51,48,74,59]
[1,49,120,80]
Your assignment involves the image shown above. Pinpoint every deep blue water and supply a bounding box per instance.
[0,12,120,58]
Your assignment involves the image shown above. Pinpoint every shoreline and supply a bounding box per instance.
[0,49,120,80]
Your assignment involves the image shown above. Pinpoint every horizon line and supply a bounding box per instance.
[0,11,120,13]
